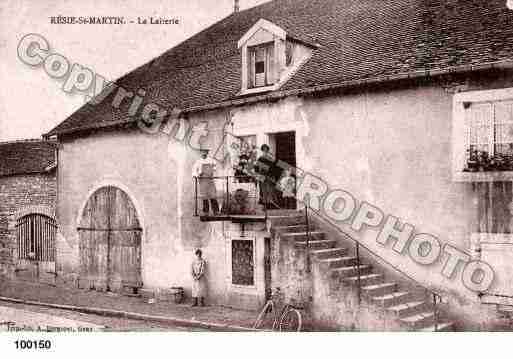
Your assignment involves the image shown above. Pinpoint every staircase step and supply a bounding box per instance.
[372,291,410,308]
[296,239,336,250]
[272,225,309,234]
[388,301,427,318]
[362,282,398,297]
[400,312,435,329]
[418,322,454,332]
[318,256,358,268]
[281,231,325,241]
[268,215,306,226]
[266,209,304,216]
[330,265,372,278]
[311,247,348,260]
[343,273,384,287]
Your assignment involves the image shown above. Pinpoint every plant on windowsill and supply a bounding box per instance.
[233,144,258,183]
[464,149,513,172]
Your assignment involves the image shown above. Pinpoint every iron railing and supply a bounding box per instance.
[302,204,446,329]
[193,176,265,219]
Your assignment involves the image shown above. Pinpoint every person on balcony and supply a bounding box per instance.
[191,249,207,307]
[192,149,219,215]
[255,144,278,209]
[278,169,296,209]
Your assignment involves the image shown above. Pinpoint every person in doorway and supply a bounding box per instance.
[191,249,207,307]
[255,144,278,209]
[192,149,219,215]
[278,169,296,209]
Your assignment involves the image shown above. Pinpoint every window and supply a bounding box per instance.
[464,101,513,171]
[238,19,313,94]
[231,239,254,286]
[16,214,56,261]
[248,43,275,88]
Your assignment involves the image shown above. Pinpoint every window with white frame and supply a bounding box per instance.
[248,43,275,88]
[238,19,313,95]
[464,100,513,171]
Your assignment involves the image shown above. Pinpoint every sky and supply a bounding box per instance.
[0,0,269,141]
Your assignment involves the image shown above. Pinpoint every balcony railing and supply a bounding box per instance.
[193,176,269,222]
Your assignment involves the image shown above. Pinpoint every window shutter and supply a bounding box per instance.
[266,45,275,85]
[249,49,256,88]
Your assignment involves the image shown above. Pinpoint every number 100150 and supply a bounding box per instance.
[14,340,52,350]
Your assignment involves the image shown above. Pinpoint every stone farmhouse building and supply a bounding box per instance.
[39,0,513,330]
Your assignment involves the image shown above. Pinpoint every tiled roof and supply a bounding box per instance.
[0,140,57,177]
[48,0,513,136]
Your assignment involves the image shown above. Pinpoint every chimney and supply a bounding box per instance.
[234,0,240,12]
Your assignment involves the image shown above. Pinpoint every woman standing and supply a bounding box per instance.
[255,144,278,209]
[191,249,207,307]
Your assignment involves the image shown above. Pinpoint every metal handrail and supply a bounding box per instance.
[305,206,311,273]
[302,203,444,326]
[193,175,261,217]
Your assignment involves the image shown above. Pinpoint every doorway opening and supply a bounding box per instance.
[78,186,142,294]
[268,131,297,209]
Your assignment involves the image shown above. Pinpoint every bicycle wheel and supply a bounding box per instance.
[253,301,275,330]
[279,308,303,332]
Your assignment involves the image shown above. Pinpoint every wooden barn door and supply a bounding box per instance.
[78,186,142,293]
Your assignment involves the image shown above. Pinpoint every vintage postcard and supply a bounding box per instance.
[1,0,513,357]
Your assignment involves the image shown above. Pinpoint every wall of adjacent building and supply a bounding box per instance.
[0,173,57,279]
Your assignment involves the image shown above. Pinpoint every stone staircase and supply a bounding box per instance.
[268,210,455,331]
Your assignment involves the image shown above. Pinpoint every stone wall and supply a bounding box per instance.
[0,172,57,280]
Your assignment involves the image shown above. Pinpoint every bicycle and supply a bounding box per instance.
[253,288,304,331]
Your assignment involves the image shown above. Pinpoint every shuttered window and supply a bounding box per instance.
[16,214,57,261]
[248,43,275,88]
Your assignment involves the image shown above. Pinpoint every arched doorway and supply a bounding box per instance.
[15,212,57,282]
[78,186,142,293]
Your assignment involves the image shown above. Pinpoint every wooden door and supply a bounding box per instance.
[108,188,142,292]
[78,186,142,293]
[274,131,297,209]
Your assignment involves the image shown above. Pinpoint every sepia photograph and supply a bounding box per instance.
[2,0,513,356]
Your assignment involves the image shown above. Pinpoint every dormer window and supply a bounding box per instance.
[249,43,275,88]
[238,19,314,95]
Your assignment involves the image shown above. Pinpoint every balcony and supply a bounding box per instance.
[193,176,268,223]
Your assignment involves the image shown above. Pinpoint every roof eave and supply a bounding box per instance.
[46,59,513,137]
[183,59,513,114]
